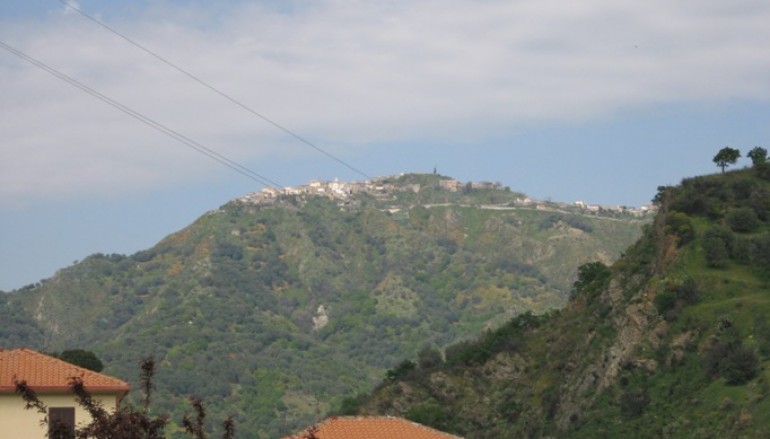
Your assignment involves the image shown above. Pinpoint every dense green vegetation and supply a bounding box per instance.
[0,174,644,438]
[54,349,105,372]
[357,167,770,438]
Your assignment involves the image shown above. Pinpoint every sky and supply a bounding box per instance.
[1,0,770,291]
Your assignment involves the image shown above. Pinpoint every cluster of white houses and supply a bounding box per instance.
[237,175,471,204]
[573,200,655,217]
[237,175,655,217]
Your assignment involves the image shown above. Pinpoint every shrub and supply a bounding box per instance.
[726,207,761,233]
[654,290,677,316]
[385,360,416,381]
[749,234,770,277]
[703,236,729,268]
[336,393,368,416]
[721,346,759,385]
[703,226,735,252]
[444,340,490,366]
[732,236,752,264]
[564,215,594,233]
[676,277,700,305]
[620,388,650,417]
[57,349,104,372]
[702,226,736,268]
[757,162,770,181]
[666,211,696,246]
[654,278,699,321]
[671,176,728,218]
[571,262,612,301]
[703,329,759,385]
[406,401,449,430]
[417,347,443,370]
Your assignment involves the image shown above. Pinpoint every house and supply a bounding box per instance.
[261,187,282,198]
[283,416,464,439]
[439,179,462,192]
[0,348,130,438]
[470,181,496,190]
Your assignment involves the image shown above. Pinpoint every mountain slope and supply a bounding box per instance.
[357,170,770,438]
[0,174,646,438]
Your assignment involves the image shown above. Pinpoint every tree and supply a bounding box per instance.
[713,147,741,173]
[653,290,677,316]
[704,338,759,385]
[58,349,104,372]
[749,234,770,278]
[665,211,695,246]
[703,235,729,268]
[386,360,416,381]
[417,347,443,370]
[726,207,761,233]
[748,146,770,180]
[747,146,767,167]
[620,388,650,417]
[570,261,611,301]
[183,396,236,439]
[702,225,735,268]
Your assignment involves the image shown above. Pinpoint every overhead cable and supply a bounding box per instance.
[56,0,371,181]
[0,39,282,189]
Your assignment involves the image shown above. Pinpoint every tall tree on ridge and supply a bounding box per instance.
[713,146,741,173]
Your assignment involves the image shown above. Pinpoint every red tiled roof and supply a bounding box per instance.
[283,416,463,439]
[0,348,130,394]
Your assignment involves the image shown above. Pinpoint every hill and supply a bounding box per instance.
[356,169,770,438]
[0,173,647,438]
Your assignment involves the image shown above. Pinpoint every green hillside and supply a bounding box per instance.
[0,173,646,438]
[357,169,770,438]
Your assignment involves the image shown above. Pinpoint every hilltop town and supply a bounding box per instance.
[236,173,656,217]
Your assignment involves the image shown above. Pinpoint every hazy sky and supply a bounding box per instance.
[1,0,769,290]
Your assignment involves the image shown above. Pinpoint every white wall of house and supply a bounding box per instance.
[0,392,119,438]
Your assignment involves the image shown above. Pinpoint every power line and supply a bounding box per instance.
[0,39,282,189]
[56,0,372,181]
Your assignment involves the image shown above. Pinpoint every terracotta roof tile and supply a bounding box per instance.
[0,348,130,394]
[283,416,463,439]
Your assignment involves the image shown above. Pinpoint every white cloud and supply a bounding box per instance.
[2,0,770,205]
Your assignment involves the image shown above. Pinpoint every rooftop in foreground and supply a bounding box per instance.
[283,416,463,439]
[0,348,129,394]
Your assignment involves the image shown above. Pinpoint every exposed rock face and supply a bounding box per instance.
[555,275,656,429]
[312,305,329,331]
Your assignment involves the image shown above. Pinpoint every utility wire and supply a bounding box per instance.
[0,39,282,189]
[56,0,371,181]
